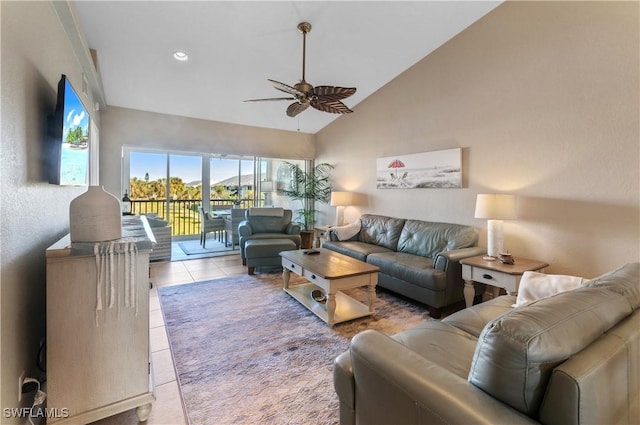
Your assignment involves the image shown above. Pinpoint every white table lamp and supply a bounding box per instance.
[330,191,353,227]
[474,194,517,260]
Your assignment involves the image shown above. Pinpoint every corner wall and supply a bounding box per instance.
[1,1,100,419]
[315,1,639,277]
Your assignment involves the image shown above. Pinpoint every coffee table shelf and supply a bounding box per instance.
[284,282,373,325]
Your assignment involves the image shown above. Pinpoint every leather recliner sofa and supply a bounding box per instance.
[323,214,485,317]
[333,262,640,425]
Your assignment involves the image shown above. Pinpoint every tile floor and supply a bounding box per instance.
[91,252,245,425]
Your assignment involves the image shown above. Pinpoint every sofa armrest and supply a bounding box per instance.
[434,246,485,271]
[238,220,253,237]
[333,352,355,425]
[328,228,360,242]
[286,222,301,235]
[348,330,537,425]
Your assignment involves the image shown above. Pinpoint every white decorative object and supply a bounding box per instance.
[330,191,354,226]
[70,186,122,242]
[474,194,517,259]
[513,271,584,307]
[333,220,361,241]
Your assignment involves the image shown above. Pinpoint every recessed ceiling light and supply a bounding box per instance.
[173,51,188,61]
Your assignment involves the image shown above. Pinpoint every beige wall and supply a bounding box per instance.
[99,107,315,197]
[316,1,639,277]
[0,1,101,418]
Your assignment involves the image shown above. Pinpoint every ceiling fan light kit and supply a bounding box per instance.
[245,22,356,117]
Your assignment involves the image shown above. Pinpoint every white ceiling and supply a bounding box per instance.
[73,1,501,135]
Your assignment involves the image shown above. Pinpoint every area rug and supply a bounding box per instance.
[178,240,229,255]
[158,273,432,425]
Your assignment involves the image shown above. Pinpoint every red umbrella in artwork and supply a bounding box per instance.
[388,159,405,173]
[387,159,407,181]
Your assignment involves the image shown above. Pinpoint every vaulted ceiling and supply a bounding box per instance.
[73,1,501,134]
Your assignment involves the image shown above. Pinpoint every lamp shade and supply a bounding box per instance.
[330,191,353,206]
[474,194,517,220]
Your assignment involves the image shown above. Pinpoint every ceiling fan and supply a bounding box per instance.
[244,22,356,118]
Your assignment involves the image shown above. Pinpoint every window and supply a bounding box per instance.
[123,148,309,236]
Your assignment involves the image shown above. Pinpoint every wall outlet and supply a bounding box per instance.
[18,370,25,402]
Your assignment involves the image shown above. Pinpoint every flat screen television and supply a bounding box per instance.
[49,74,90,185]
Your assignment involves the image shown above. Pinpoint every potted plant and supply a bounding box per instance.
[282,162,333,248]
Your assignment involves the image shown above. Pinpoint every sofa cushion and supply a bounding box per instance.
[391,321,479,379]
[397,220,478,258]
[582,262,640,308]
[242,209,293,234]
[443,295,515,338]
[468,285,633,416]
[321,241,393,262]
[366,252,444,291]
[358,214,406,251]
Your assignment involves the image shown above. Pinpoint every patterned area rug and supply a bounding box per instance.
[158,272,431,425]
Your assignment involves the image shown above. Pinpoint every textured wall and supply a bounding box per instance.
[0,1,100,417]
[316,1,639,277]
[99,107,315,198]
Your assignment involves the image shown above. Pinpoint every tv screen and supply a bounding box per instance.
[49,74,90,185]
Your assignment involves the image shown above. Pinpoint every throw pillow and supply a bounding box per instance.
[513,271,583,307]
[333,220,361,241]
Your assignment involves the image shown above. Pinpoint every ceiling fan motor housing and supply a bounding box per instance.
[294,81,314,96]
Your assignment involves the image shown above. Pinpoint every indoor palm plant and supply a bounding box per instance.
[282,162,333,248]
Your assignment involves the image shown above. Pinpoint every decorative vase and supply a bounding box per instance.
[69,186,122,242]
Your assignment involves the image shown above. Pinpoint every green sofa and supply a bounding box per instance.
[334,262,640,425]
[323,214,484,317]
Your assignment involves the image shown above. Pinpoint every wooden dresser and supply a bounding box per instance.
[46,216,155,424]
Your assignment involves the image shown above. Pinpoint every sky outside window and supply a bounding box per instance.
[131,153,244,184]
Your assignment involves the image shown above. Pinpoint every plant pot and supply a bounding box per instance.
[300,230,315,249]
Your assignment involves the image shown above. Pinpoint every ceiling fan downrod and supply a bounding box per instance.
[297,22,312,90]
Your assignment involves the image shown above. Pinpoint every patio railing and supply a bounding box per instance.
[130,198,258,236]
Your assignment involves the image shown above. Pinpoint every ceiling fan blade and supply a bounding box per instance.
[286,101,309,117]
[310,99,353,114]
[312,86,356,101]
[243,97,295,102]
[268,79,305,98]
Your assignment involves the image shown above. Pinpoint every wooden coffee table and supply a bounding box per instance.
[280,248,379,326]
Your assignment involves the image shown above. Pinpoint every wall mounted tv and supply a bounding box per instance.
[49,74,90,185]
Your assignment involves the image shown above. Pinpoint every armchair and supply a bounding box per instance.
[198,206,225,248]
[238,208,301,266]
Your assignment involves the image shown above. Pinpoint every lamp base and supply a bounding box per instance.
[487,219,504,258]
[335,205,345,227]
[482,256,497,261]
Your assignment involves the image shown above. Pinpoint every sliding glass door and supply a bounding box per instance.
[209,156,254,209]
[124,148,309,237]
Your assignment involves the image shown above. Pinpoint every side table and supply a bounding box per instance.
[460,255,549,308]
[314,225,331,248]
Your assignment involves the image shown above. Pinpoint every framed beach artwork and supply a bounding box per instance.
[376,148,462,189]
